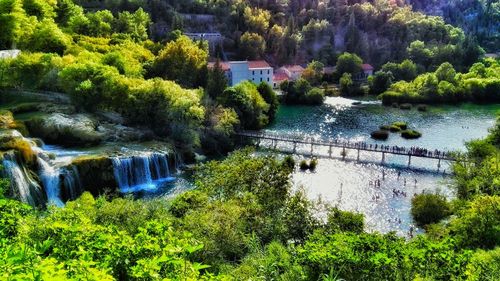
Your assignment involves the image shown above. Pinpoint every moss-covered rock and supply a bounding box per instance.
[391,122,408,130]
[371,130,389,140]
[0,129,37,165]
[401,130,422,139]
[399,103,412,110]
[70,155,117,196]
[417,104,428,112]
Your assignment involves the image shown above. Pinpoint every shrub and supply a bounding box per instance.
[401,130,422,139]
[304,88,325,105]
[325,207,364,234]
[411,193,451,226]
[309,159,318,170]
[299,160,309,170]
[370,130,389,140]
[282,155,295,170]
[379,125,391,131]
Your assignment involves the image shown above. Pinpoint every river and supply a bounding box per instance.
[263,97,498,236]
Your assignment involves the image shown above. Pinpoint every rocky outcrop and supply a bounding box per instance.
[69,155,118,197]
[25,113,155,146]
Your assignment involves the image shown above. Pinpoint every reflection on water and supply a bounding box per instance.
[264,97,499,236]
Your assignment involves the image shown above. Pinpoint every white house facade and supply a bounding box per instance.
[209,60,273,87]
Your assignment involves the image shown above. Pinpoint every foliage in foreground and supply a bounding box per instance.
[1,135,500,280]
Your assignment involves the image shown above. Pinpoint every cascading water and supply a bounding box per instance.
[1,152,45,206]
[37,156,64,207]
[112,152,173,193]
[61,166,82,201]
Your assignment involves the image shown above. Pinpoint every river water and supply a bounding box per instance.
[263,97,499,236]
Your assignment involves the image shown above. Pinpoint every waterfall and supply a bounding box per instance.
[61,166,82,201]
[1,152,45,206]
[112,152,172,192]
[37,157,64,207]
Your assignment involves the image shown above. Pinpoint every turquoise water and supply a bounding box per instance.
[263,97,499,236]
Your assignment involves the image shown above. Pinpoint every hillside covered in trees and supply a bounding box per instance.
[69,0,490,69]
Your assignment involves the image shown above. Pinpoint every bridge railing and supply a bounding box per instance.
[236,130,460,161]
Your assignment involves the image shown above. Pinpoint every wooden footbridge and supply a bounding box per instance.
[236,131,459,168]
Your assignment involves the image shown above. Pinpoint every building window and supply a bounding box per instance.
[267,77,270,82]
[252,70,255,75]
[260,77,262,82]
[260,70,263,75]
[268,70,270,74]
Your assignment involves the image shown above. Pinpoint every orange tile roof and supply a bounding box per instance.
[208,61,230,71]
[273,72,289,82]
[283,65,305,72]
[362,64,374,71]
[248,60,271,69]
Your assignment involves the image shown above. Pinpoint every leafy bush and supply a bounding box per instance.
[325,207,364,234]
[411,193,451,226]
[299,160,309,170]
[219,81,270,130]
[308,158,318,170]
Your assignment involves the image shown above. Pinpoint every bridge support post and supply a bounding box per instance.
[342,146,346,160]
[357,149,360,162]
[328,145,332,157]
[256,139,260,148]
[293,142,297,153]
[408,155,411,167]
[273,140,278,149]
[437,158,441,170]
[382,152,385,163]
[310,143,314,156]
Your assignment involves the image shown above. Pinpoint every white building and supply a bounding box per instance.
[209,60,273,86]
[278,65,305,81]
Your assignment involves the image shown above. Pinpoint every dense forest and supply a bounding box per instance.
[0,0,499,279]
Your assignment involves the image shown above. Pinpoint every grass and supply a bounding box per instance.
[401,130,422,139]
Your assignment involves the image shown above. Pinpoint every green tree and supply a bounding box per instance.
[369,70,393,95]
[239,32,265,60]
[340,72,357,96]
[411,193,451,227]
[257,82,279,122]
[151,35,208,88]
[450,195,500,249]
[302,60,324,85]
[219,81,270,130]
[206,59,228,99]
[408,40,432,70]
[336,52,362,76]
